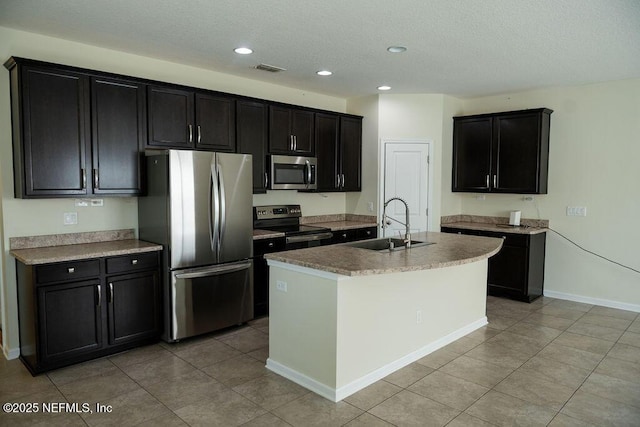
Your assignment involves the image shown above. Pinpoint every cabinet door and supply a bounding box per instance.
[107,271,161,346]
[253,237,286,317]
[340,116,362,191]
[268,105,292,153]
[237,100,268,193]
[148,86,194,148]
[19,66,90,197]
[493,112,544,193]
[195,93,235,152]
[452,117,492,192]
[291,109,314,155]
[38,280,103,363]
[91,77,146,195]
[487,245,528,295]
[315,113,340,191]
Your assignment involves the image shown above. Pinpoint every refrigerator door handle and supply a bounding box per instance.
[174,261,252,279]
[217,161,226,256]
[210,161,220,261]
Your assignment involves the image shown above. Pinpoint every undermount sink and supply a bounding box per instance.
[346,237,434,252]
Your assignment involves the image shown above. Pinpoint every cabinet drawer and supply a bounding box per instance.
[356,227,377,240]
[106,252,158,274]
[477,230,529,248]
[253,237,286,256]
[36,260,100,284]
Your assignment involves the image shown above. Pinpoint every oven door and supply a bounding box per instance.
[270,155,317,190]
[285,232,333,250]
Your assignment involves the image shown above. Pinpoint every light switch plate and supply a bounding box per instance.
[566,206,587,216]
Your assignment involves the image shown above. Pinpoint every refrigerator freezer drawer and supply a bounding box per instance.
[170,260,253,341]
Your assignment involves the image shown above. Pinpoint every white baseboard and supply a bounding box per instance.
[545,290,640,313]
[266,316,488,402]
[3,345,20,360]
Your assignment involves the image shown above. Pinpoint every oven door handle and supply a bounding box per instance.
[286,232,333,244]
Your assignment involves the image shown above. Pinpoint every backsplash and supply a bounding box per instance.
[9,229,135,250]
[300,213,377,224]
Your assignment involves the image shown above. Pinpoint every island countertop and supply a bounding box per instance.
[265,231,503,276]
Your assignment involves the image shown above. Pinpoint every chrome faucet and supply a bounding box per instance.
[382,197,411,247]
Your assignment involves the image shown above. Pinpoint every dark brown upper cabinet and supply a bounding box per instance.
[268,105,314,155]
[5,58,145,198]
[236,100,268,193]
[452,108,552,194]
[315,113,362,192]
[148,86,235,152]
[91,77,146,195]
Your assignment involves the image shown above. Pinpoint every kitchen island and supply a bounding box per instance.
[264,231,503,401]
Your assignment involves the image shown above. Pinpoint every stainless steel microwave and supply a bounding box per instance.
[269,155,317,190]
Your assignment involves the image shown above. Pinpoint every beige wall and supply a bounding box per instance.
[441,79,640,309]
[0,26,349,356]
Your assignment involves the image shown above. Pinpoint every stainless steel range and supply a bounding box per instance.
[254,205,333,249]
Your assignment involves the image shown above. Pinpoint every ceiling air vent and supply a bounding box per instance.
[255,63,286,73]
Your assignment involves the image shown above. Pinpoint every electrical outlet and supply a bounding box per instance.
[367,202,374,212]
[416,310,422,324]
[63,212,78,225]
[475,195,486,200]
[91,199,104,207]
[566,206,587,217]
[276,280,288,292]
[75,199,89,207]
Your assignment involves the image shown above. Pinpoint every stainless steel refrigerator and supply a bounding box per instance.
[138,150,253,342]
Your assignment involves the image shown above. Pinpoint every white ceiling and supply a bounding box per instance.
[1,0,639,98]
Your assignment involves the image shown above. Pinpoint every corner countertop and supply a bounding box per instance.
[253,229,285,240]
[442,222,548,235]
[265,231,503,277]
[304,220,378,231]
[11,239,163,265]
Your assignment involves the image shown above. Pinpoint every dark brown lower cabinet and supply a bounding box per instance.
[253,237,286,318]
[17,252,161,374]
[441,227,546,302]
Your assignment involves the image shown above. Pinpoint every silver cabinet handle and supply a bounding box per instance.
[96,285,101,306]
[268,242,274,247]
[197,125,201,144]
[336,174,340,188]
[68,267,75,273]
[93,168,99,189]
[264,172,269,189]
[485,174,490,188]
[493,175,497,188]
[109,282,113,303]
[81,169,87,190]
[188,124,193,143]
[294,135,297,151]
[341,174,345,188]
[131,259,138,265]
[290,135,294,151]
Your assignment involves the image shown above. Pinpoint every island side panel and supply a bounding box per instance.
[335,260,488,390]
[267,264,339,389]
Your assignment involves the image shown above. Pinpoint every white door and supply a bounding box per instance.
[382,142,430,238]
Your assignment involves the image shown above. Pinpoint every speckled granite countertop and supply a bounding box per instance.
[305,220,377,231]
[253,229,285,240]
[9,229,162,265]
[441,214,548,235]
[442,222,547,235]
[265,231,503,276]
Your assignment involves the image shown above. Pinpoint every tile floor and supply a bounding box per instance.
[1,296,640,426]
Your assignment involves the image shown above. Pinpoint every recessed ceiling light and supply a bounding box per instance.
[387,46,407,53]
[234,47,253,55]
[316,70,333,76]
[377,85,392,91]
